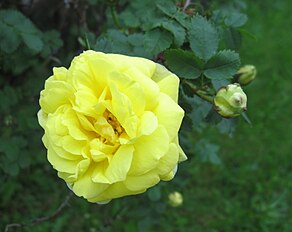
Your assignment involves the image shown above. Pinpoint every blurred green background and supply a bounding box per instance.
[1,0,292,231]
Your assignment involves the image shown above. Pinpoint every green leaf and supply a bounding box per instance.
[224,12,248,28]
[0,10,44,53]
[0,9,25,27]
[212,79,230,90]
[0,86,19,111]
[156,0,177,17]
[188,15,219,60]
[144,28,173,56]
[128,33,152,58]
[95,38,113,53]
[195,139,222,165]
[161,21,186,47]
[174,12,189,28]
[186,95,212,133]
[21,33,43,52]
[147,187,161,201]
[0,21,21,53]
[217,118,236,137]
[223,27,242,51]
[120,11,140,28]
[165,49,202,79]
[204,50,240,80]
[3,162,19,176]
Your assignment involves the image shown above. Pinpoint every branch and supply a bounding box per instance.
[183,80,214,103]
[4,191,73,232]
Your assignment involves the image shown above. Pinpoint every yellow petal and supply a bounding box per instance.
[72,166,110,200]
[88,182,141,203]
[153,93,184,141]
[152,64,180,102]
[137,111,158,136]
[58,158,91,182]
[156,143,179,178]
[124,170,160,191]
[73,87,99,118]
[129,126,169,175]
[173,136,187,162]
[40,79,74,114]
[37,110,47,129]
[107,53,156,78]
[52,67,68,81]
[47,146,82,173]
[105,145,134,183]
[123,67,160,110]
[108,72,145,116]
[61,135,87,155]
[49,141,81,160]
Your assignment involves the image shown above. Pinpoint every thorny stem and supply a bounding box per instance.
[183,80,214,103]
[4,191,73,232]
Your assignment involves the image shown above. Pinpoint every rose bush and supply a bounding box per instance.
[38,50,186,203]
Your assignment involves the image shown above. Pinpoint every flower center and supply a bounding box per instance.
[103,110,124,136]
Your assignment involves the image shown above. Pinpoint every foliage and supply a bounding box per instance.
[1,0,291,231]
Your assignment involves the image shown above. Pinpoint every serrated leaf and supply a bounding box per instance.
[128,33,152,58]
[217,118,236,137]
[186,95,212,132]
[223,27,242,51]
[144,28,173,56]
[0,22,21,53]
[3,162,19,176]
[161,21,186,47]
[156,0,177,17]
[21,33,43,52]
[212,79,230,91]
[0,10,44,53]
[204,50,240,80]
[165,49,202,79]
[224,12,248,28]
[195,139,222,165]
[95,38,113,53]
[188,15,219,60]
[128,33,144,46]
[120,11,140,28]
[0,9,25,27]
[43,30,63,49]
[174,12,189,28]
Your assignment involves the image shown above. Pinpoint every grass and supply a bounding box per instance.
[2,1,292,231]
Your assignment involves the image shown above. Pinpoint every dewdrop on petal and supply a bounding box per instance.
[236,65,257,85]
[214,83,247,118]
[168,191,183,207]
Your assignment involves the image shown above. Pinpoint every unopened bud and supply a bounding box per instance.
[168,191,183,207]
[236,65,256,85]
[214,83,247,118]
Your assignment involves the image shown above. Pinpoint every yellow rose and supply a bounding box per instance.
[38,50,186,203]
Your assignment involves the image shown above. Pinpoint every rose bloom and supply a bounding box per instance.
[38,50,186,203]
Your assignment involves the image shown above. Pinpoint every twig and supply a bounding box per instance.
[183,80,214,103]
[4,191,73,232]
[183,0,191,12]
[110,5,122,30]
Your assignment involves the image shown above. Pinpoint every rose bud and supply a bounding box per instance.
[214,83,247,118]
[168,191,183,207]
[236,65,257,85]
